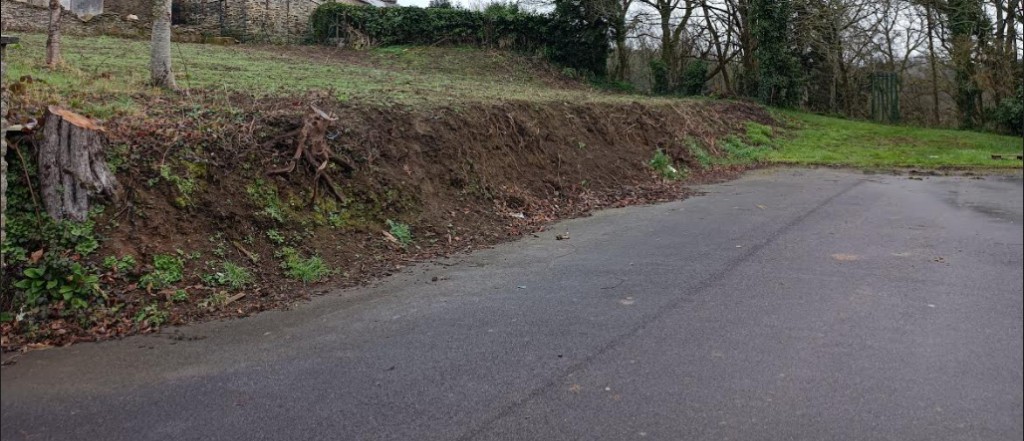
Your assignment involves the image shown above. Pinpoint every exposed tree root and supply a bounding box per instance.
[266,105,353,204]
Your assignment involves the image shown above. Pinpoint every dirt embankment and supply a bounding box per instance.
[2,94,773,348]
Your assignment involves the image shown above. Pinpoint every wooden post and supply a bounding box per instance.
[37,106,122,222]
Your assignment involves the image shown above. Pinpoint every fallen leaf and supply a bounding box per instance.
[29,249,44,263]
[831,253,860,261]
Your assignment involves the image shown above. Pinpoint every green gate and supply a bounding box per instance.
[871,71,900,124]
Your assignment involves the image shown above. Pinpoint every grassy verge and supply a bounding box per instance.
[769,111,1023,170]
[3,33,679,114]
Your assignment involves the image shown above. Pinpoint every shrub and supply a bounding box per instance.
[650,59,670,95]
[991,85,1023,136]
[681,59,708,96]
[14,261,101,310]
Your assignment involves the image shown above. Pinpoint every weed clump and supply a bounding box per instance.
[278,247,333,283]
[649,149,686,180]
[247,179,286,223]
[203,261,253,289]
[386,219,413,246]
[139,255,184,289]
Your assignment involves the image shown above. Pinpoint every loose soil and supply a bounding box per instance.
[1,91,773,350]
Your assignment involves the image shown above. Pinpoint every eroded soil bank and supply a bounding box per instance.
[1,93,774,349]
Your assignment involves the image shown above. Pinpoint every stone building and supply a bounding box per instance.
[2,0,395,42]
[106,0,396,41]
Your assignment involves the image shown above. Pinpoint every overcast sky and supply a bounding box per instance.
[398,0,471,9]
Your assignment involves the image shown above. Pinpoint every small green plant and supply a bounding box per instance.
[209,234,229,258]
[134,304,169,327]
[171,289,189,302]
[278,247,333,283]
[103,255,137,273]
[159,164,199,208]
[139,254,184,289]
[386,220,412,246]
[198,292,228,310]
[327,212,348,228]
[649,149,685,180]
[14,262,101,310]
[247,179,286,222]
[266,229,286,245]
[204,261,253,289]
[685,138,714,170]
[65,219,101,256]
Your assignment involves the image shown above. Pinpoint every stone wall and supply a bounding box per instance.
[2,0,334,42]
[18,0,103,18]
[103,0,340,41]
[241,0,322,40]
[1,0,216,42]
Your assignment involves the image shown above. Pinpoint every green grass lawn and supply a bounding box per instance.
[769,111,1023,170]
[4,33,677,110]
[5,34,1021,170]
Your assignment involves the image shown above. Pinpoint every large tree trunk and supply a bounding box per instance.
[38,107,121,222]
[1,39,9,269]
[46,0,62,67]
[150,0,178,89]
[925,3,941,126]
[615,32,629,82]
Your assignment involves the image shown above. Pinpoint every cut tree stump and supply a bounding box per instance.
[38,106,121,221]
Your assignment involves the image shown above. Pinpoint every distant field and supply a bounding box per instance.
[770,112,1023,170]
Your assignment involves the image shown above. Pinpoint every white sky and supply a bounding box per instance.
[396,0,473,8]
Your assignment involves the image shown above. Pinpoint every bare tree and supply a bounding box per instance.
[150,0,178,89]
[45,0,62,67]
[611,0,639,81]
[637,0,697,87]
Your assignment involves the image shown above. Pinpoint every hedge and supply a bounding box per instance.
[309,3,609,76]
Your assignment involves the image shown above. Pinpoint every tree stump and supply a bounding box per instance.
[38,106,121,222]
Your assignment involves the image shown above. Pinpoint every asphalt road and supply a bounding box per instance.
[2,169,1022,441]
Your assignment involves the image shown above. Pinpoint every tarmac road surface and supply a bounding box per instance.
[2,168,1022,441]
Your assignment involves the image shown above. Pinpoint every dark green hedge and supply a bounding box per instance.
[309,3,609,76]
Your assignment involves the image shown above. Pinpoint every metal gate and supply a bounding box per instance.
[871,71,900,124]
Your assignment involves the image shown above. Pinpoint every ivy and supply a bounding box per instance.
[749,0,801,107]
